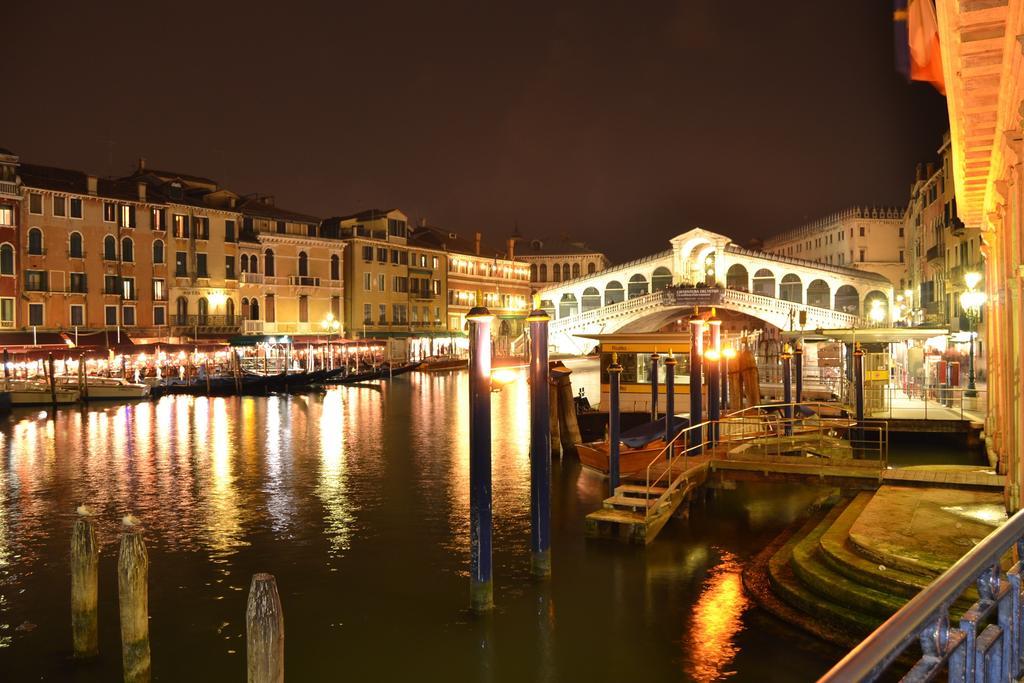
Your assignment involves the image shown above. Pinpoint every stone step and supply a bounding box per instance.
[817,492,934,599]
[790,500,907,619]
[768,511,884,637]
[614,484,668,499]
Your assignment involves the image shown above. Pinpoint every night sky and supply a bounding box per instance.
[5,2,947,261]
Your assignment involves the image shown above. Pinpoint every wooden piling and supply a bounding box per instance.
[71,511,99,659]
[118,523,151,683]
[47,353,57,406]
[552,367,581,454]
[548,381,561,456]
[246,573,284,683]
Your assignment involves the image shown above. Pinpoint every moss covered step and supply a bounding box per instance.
[817,492,935,599]
[790,500,907,619]
[767,510,884,637]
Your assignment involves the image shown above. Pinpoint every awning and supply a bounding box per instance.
[795,327,952,344]
[0,331,72,350]
[71,330,135,348]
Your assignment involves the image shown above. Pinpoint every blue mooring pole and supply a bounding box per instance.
[608,354,623,496]
[649,351,660,422]
[527,309,551,579]
[467,306,494,612]
[721,350,731,412]
[688,314,704,451]
[853,343,865,458]
[706,350,720,445]
[664,352,676,446]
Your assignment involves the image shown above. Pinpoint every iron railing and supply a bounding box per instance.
[819,507,1024,682]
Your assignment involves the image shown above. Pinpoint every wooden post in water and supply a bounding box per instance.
[548,381,561,457]
[781,345,793,436]
[71,509,99,658]
[853,343,865,458]
[664,351,676,446]
[246,573,284,683]
[649,351,660,421]
[467,306,494,612]
[47,352,57,406]
[553,365,581,454]
[706,350,720,445]
[794,342,804,404]
[204,359,212,395]
[118,520,151,683]
[527,310,551,578]
[688,310,704,450]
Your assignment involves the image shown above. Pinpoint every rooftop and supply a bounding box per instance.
[514,235,605,257]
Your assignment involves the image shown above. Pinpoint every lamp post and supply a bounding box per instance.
[321,313,341,370]
[959,272,985,399]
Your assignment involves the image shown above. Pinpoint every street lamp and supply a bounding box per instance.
[868,299,886,326]
[321,312,341,370]
[959,272,986,398]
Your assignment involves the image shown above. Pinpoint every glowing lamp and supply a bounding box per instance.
[964,271,982,290]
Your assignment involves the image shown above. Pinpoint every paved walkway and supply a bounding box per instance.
[865,386,986,423]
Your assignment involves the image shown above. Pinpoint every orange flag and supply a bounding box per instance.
[908,0,945,95]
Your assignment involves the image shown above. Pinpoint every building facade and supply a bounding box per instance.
[902,134,985,328]
[762,207,905,286]
[410,225,532,355]
[238,198,343,337]
[513,235,611,292]
[0,150,20,329]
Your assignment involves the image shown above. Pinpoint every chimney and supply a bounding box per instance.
[507,238,515,260]
[87,176,98,196]
[925,162,935,177]
[474,232,481,256]
[137,182,147,202]
[138,157,146,171]
[419,217,426,227]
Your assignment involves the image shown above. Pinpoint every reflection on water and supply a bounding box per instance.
[685,551,748,682]
[0,362,842,681]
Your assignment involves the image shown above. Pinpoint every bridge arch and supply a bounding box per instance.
[540,299,555,318]
[627,274,649,299]
[779,274,802,304]
[605,280,624,305]
[581,287,601,312]
[558,293,578,318]
[651,266,672,291]
[834,285,859,314]
[752,268,776,297]
[726,263,749,291]
[864,290,889,323]
[807,279,830,309]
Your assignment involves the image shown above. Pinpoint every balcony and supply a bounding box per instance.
[0,320,14,329]
[240,272,264,285]
[171,315,242,333]
[0,180,18,199]
[288,275,321,287]
[925,245,942,265]
[242,321,322,335]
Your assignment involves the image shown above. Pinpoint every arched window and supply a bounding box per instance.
[726,264,749,291]
[529,264,537,281]
[298,251,309,277]
[330,254,340,280]
[587,262,596,274]
[225,298,235,324]
[265,294,275,323]
[103,235,117,260]
[571,263,580,279]
[175,296,188,323]
[834,285,859,314]
[651,266,672,291]
[581,287,601,312]
[241,297,250,319]
[69,232,84,258]
[552,264,561,282]
[807,280,831,309]
[250,255,258,273]
[250,298,260,321]
[121,237,134,263]
[864,290,889,323]
[152,239,165,264]
[27,228,43,255]
[539,264,547,282]
[197,297,209,324]
[627,274,648,299]
[264,249,275,276]
[779,274,802,303]
[562,263,571,280]
[0,243,14,275]
[604,280,624,306]
[240,255,249,273]
[752,269,776,297]
[539,299,555,318]
[558,293,578,318]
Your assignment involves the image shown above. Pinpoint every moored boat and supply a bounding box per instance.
[3,380,80,406]
[55,375,150,400]
[577,416,690,477]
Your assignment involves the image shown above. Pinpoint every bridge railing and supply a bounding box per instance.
[548,290,666,333]
[724,243,892,286]
[536,249,673,296]
[718,288,861,328]
[819,508,1024,682]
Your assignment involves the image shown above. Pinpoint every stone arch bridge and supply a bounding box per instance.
[532,228,894,355]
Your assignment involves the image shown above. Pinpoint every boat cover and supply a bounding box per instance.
[620,415,690,449]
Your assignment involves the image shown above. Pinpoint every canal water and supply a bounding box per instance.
[1,360,876,681]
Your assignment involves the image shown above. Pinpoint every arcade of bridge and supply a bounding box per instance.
[536,228,894,323]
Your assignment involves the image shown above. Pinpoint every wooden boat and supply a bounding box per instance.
[3,380,80,406]
[577,416,690,477]
[418,356,467,372]
[55,375,150,400]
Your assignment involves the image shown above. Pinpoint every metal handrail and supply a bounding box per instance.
[819,508,1024,682]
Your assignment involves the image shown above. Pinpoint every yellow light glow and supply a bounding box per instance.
[491,368,518,386]
[722,347,736,359]
[704,350,720,361]
[208,291,227,308]
[964,271,982,290]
